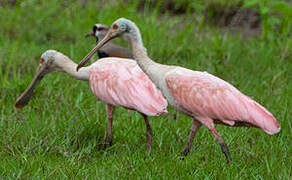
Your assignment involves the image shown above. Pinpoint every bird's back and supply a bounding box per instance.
[165,67,280,134]
[89,58,167,116]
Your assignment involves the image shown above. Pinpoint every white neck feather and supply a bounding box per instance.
[123,21,176,105]
[55,54,90,81]
[124,24,156,72]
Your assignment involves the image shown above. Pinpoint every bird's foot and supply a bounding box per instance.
[181,147,190,156]
[101,137,112,149]
[220,143,232,164]
[107,138,112,147]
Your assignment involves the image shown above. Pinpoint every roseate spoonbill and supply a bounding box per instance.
[15,50,167,151]
[86,23,133,116]
[77,18,281,163]
[85,24,132,59]
[86,23,179,120]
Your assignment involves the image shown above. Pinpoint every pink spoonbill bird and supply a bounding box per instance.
[86,23,133,116]
[77,18,281,163]
[15,50,167,151]
[86,23,181,121]
[85,23,132,59]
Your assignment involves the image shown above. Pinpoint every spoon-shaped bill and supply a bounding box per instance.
[14,65,46,109]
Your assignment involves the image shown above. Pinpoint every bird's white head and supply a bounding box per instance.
[77,18,142,71]
[40,49,66,73]
[85,24,109,41]
[110,18,142,42]
[15,50,67,109]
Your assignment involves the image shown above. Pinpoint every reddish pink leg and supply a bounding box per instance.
[196,116,232,163]
[105,104,114,146]
[181,118,201,155]
[141,113,153,152]
[209,128,232,163]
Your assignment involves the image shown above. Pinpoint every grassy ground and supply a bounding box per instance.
[0,0,291,179]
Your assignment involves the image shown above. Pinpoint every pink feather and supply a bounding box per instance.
[89,59,167,116]
[166,69,280,134]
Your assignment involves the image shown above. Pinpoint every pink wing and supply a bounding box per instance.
[165,68,280,134]
[89,59,167,116]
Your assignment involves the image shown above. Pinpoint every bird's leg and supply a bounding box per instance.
[173,110,179,121]
[105,104,115,146]
[196,116,231,163]
[181,118,201,155]
[141,113,153,152]
[209,128,232,164]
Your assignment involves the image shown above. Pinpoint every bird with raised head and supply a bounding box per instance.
[15,50,167,151]
[77,18,281,163]
[86,23,134,117]
[85,23,132,59]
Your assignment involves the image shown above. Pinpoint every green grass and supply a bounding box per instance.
[0,0,291,179]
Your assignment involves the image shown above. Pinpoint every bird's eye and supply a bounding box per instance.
[113,24,119,29]
[40,58,45,63]
[97,27,104,31]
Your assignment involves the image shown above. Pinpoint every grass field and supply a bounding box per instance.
[0,0,291,179]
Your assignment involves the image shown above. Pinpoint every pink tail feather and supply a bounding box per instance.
[248,98,280,135]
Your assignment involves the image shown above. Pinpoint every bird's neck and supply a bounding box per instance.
[57,55,90,81]
[126,32,175,97]
[126,33,157,74]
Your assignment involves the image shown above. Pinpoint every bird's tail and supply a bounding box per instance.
[247,98,280,135]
